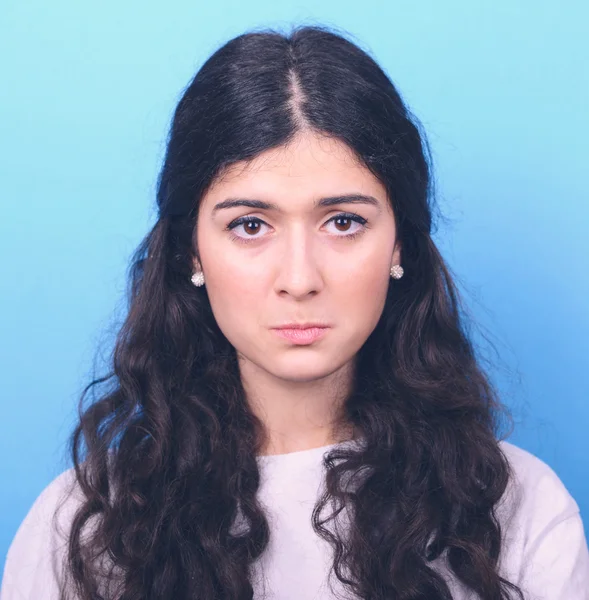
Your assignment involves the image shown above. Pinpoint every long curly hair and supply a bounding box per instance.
[59,24,524,600]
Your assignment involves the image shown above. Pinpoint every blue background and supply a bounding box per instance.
[1,0,587,576]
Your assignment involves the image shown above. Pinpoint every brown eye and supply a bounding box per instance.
[243,221,261,235]
[325,213,368,238]
[226,216,269,242]
[333,217,353,232]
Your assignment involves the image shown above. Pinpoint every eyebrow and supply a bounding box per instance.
[211,193,381,214]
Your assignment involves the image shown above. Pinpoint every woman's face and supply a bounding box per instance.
[195,130,400,384]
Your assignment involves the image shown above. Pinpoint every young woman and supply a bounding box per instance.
[2,25,588,600]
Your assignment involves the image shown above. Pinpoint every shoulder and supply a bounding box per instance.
[6,466,82,548]
[497,439,581,519]
[1,467,82,600]
[494,440,589,599]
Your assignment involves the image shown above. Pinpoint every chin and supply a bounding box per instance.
[270,354,349,383]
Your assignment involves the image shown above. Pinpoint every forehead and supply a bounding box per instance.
[201,131,387,208]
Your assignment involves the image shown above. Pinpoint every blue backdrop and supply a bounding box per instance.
[1,0,587,575]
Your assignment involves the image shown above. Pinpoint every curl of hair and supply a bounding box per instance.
[60,24,524,600]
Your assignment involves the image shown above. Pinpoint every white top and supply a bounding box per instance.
[1,440,588,599]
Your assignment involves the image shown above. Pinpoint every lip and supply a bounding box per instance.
[273,322,330,330]
[271,325,329,345]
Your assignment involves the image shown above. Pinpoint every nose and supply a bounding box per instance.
[273,224,324,298]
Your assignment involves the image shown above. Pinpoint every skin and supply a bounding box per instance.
[194,130,401,455]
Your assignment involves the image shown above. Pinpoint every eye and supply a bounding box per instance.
[226,216,270,242]
[324,213,368,237]
[226,212,369,244]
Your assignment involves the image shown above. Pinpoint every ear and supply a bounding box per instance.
[392,241,402,265]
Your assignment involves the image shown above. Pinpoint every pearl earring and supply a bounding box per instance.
[191,271,205,287]
[390,265,404,279]
[191,266,402,286]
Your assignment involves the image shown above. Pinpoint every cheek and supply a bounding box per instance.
[338,267,390,332]
[202,258,267,345]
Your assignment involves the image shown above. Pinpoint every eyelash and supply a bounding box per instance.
[225,213,369,244]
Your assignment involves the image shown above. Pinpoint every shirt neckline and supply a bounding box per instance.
[256,437,362,463]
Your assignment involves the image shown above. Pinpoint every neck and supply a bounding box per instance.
[238,354,355,456]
